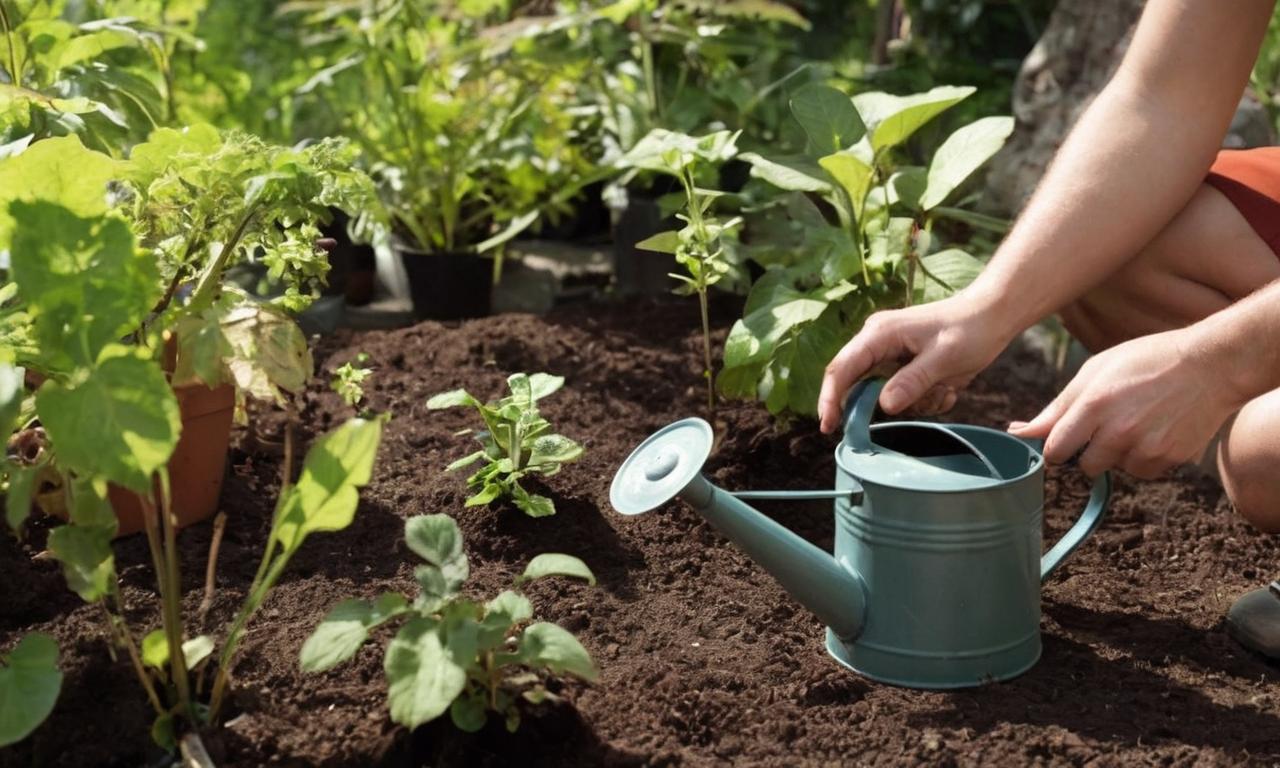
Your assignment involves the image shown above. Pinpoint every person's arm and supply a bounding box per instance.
[1009,278,1280,478]
[817,0,1275,433]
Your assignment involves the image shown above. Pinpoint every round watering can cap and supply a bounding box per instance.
[610,418,714,515]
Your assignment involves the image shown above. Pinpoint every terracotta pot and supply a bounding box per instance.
[107,382,236,537]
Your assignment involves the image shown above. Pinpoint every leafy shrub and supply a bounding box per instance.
[428,373,583,518]
[301,513,597,733]
[718,83,1013,416]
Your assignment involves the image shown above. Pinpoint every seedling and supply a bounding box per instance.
[619,129,743,411]
[332,353,373,409]
[427,373,583,518]
[301,513,597,733]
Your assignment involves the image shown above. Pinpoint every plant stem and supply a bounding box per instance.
[197,512,227,623]
[158,473,194,722]
[0,1,20,89]
[106,585,165,715]
[187,205,260,312]
[698,287,714,412]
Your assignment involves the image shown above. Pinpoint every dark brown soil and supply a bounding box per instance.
[5,296,1280,767]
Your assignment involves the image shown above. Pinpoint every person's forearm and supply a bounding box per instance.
[965,0,1273,336]
[1188,278,1280,408]
[969,81,1229,333]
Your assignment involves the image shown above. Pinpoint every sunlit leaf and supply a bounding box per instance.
[518,554,595,586]
[518,622,598,682]
[384,618,466,728]
[920,116,1014,210]
[273,418,383,554]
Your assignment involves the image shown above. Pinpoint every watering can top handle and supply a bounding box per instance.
[842,378,885,453]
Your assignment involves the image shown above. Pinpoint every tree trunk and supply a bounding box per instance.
[983,0,1147,214]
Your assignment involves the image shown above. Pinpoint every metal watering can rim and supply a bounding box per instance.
[839,422,1047,494]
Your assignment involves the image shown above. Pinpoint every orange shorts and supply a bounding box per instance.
[1207,148,1280,255]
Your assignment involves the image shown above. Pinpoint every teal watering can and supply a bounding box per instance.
[609,379,1111,689]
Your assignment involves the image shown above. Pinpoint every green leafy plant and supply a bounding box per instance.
[332,352,373,409]
[301,513,597,733]
[285,0,597,259]
[427,373,582,518]
[0,123,388,748]
[0,632,61,747]
[719,82,1013,416]
[619,128,743,409]
[0,0,182,155]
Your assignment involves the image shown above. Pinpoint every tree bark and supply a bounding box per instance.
[983,0,1147,214]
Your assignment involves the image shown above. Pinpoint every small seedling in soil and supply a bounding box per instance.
[427,373,583,518]
[332,353,373,408]
[300,513,597,733]
[618,129,742,411]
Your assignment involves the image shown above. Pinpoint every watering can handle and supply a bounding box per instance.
[1040,471,1111,583]
[842,378,885,453]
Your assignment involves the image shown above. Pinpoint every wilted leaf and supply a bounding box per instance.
[220,300,313,405]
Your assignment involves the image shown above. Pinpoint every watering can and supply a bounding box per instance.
[609,379,1111,689]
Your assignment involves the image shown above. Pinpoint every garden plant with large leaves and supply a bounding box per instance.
[300,513,598,733]
[720,82,1014,416]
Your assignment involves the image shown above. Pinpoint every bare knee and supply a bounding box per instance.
[1220,393,1280,533]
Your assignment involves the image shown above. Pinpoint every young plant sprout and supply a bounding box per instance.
[301,513,597,733]
[332,353,373,408]
[618,129,743,411]
[427,373,583,518]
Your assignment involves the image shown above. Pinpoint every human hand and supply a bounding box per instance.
[1008,328,1241,478]
[817,292,1015,434]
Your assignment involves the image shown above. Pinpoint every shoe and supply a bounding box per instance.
[1226,581,1280,659]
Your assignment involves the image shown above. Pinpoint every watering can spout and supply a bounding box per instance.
[679,475,868,640]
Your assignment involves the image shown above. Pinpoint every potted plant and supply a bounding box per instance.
[288,1,596,320]
[0,124,381,535]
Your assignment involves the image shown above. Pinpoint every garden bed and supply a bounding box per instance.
[4,296,1280,767]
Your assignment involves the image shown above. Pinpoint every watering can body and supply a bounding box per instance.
[610,379,1110,690]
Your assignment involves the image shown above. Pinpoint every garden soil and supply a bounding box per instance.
[5,296,1280,767]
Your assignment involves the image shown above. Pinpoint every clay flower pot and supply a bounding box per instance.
[107,381,236,537]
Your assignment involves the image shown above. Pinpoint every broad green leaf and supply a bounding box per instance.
[852,86,976,152]
[888,168,928,210]
[518,622,598,682]
[739,152,831,192]
[0,135,118,249]
[141,630,168,670]
[172,306,232,389]
[931,205,1010,234]
[818,152,875,218]
[415,559,469,608]
[618,129,737,174]
[635,230,679,254]
[920,116,1015,210]
[9,202,158,369]
[427,389,479,410]
[511,484,555,518]
[36,345,180,493]
[518,554,596,586]
[273,418,384,554]
[485,590,533,625]
[465,483,502,508]
[866,217,916,273]
[220,300,313,405]
[404,514,463,566]
[527,373,564,401]
[528,435,583,466]
[914,249,985,304]
[709,0,810,28]
[384,618,466,728]
[126,124,222,184]
[0,633,61,747]
[784,307,849,416]
[789,84,865,156]
[300,593,409,673]
[722,282,829,368]
[46,523,115,602]
[449,691,487,732]
[5,465,36,531]
[809,226,859,286]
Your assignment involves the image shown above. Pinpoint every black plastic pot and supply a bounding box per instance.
[398,244,492,320]
[612,194,678,296]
